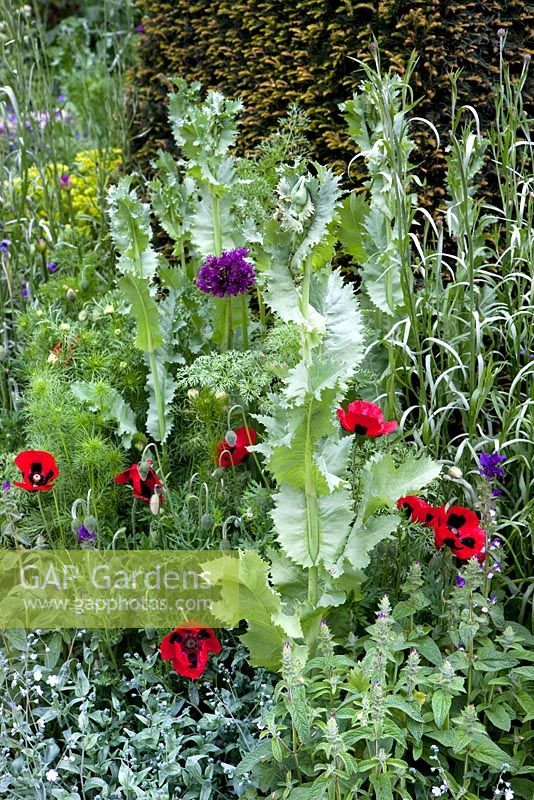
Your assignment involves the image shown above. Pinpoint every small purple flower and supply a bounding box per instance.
[479,451,506,480]
[77,525,96,543]
[21,282,29,297]
[196,248,256,298]
[489,594,497,604]
[519,349,534,361]
[490,537,501,549]
[2,481,11,492]
[0,239,11,252]
[46,262,58,273]
[135,23,144,33]
[59,173,72,191]
[491,487,504,497]
[57,94,66,104]
[454,575,466,588]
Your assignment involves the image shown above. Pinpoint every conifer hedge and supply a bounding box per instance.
[132,0,532,203]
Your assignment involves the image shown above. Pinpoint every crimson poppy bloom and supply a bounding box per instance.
[113,460,164,503]
[13,450,59,491]
[397,495,443,527]
[337,401,397,437]
[160,626,221,679]
[217,427,257,468]
[434,524,486,560]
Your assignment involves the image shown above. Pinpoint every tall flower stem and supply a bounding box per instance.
[240,294,249,350]
[212,193,222,257]
[300,256,319,607]
[222,296,233,352]
[36,493,49,537]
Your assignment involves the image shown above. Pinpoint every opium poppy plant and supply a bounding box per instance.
[13,450,59,491]
[217,426,257,468]
[160,626,221,679]
[114,460,164,504]
[337,401,397,437]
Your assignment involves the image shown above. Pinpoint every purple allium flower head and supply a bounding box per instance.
[454,575,466,588]
[2,481,11,492]
[479,451,506,480]
[59,173,72,191]
[0,239,11,252]
[46,262,58,272]
[196,248,255,297]
[77,525,96,543]
[135,23,144,33]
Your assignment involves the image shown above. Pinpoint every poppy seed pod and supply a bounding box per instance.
[66,288,76,301]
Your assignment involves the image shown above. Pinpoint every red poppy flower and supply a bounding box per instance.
[217,426,257,468]
[160,626,221,679]
[113,460,164,503]
[439,505,480,533]
[434,524,486,560]
[13,450,59,492]
[397,495,443,527]
[337,401,398,437]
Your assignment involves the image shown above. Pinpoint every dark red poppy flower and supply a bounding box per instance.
[13,450,59,492]
[113,460,164,504]
[160,626,221,679]
[217,426,257,468]
[337,401,398,437]
[397,495,443,527]
[434,524,486,560]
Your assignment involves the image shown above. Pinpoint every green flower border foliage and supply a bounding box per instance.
[131,0,530,205]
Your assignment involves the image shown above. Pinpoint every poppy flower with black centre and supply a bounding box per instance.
[396,495,443,527]
[13,450,59,492]
[217,426,257,468]
[160,626,221,679]
[113,459,164,504]
[439,504,480,533]
[434,523,486,561]
[337,401,398,437]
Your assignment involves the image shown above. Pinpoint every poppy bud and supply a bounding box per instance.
[80,278,89,290]
[149,493,161,515]
[66,288,76,301]
[187,388,199,400]
[448,466,463,480]
[214,389,228,402]
[201,513,213,530]
[83,514,97,533]
[220,538,231,550]
[224,430,237,448]
[36,237,47,253]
